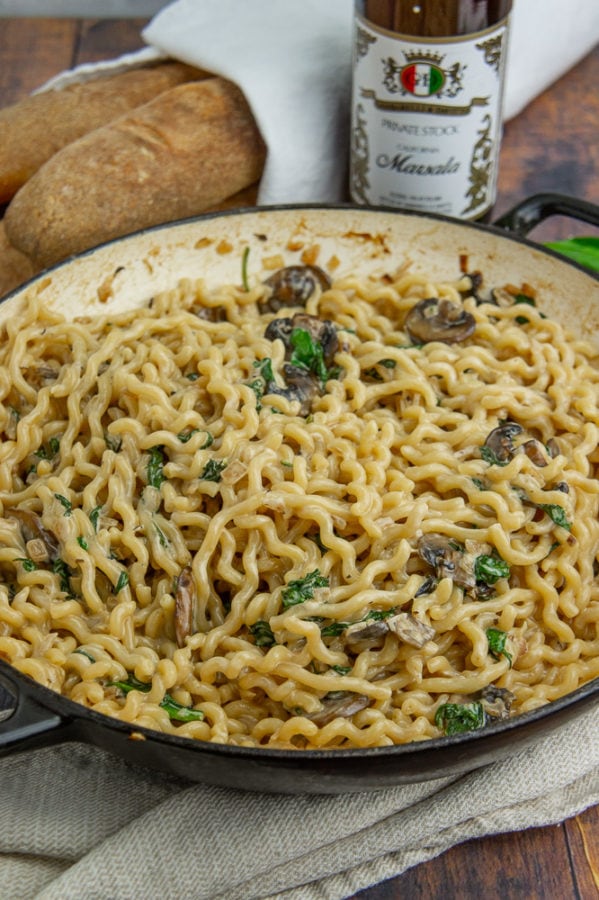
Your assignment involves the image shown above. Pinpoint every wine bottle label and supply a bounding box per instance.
[350,14,510,219]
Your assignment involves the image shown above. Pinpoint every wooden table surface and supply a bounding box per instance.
[0,16,597,900]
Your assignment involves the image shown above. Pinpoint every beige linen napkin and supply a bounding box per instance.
[0,704,596,900]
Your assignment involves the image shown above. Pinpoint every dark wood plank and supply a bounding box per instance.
[495,44,599,242]
[74,18,150,65]
[354,819,579,899]
[0,18,79,101]
[566,805,599,899]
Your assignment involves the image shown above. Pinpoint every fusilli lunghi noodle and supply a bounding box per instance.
[0,259,598,749]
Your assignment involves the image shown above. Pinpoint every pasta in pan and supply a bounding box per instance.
[0,256,598,749]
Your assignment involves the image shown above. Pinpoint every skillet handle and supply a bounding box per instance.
[493,192,599,237]
[0,669,64,754]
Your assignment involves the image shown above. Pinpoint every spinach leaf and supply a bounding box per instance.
[200,458,227,482]
[35,436,60,460]
[480,445,510,466]
[320,620,348,637]
[253,357,275,383]
[113,676,151,694]
[115,571,129,594]
[89,505,102,532]
[177,429,214,447]
[54,493,72,516]
[486,627,513,665]
[160,695,205,723]
[474,554,510,585]
[112,676,204,722]
[435,701,486,736]
[77,536,89,551]
[513,293,536,324]
[250,620,276,647]
[52,558,72,594]
[289,328,329,384]
[319,607,394,637]
[104,432,122,452]
[15,557,38,572]
[147,446,166,488]
[177,428,199,443]
[538,503,571,531]
[282,569,329,609]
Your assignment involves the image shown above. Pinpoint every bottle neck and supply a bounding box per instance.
[355,1,512,38]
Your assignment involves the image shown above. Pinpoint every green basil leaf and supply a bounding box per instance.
[544,236,599,272]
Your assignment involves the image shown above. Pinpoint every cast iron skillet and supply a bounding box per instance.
[0,193,597,794]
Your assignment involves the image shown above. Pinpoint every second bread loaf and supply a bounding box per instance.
[0,61,207,204]
[5,78,267,269]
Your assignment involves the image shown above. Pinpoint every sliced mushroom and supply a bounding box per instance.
[344,618,390,647]
[260,265,331,313]
[546,437,561,458]
[459,271,483,302]
[414,575,438,597]
[7,507,60,561]
[308,692,369,727]
[24,361,61,387]
[519,439,548,467]
[483,421,523,463]
[405,298,476,344]
[267,364,320,416]
[479,685,515,719]
[195,305,227,323]
[174,565,195,648]
[264,315,294,345]
[417,534,476,590]
[387,612,435,648]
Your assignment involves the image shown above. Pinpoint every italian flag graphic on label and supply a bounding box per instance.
[400,62,444,96]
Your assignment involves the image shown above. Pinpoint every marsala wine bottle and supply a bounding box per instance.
[350,1,513,219]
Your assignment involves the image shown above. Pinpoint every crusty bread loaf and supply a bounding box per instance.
[0,221,35,298]
[0,61,208,204]
[5,78,267,269]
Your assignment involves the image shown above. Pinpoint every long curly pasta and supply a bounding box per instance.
[0,259,597,749]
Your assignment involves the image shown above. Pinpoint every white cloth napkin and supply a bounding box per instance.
[0,705,597,900]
